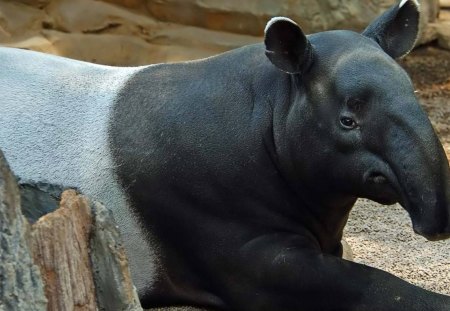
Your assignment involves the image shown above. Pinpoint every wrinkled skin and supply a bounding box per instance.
[0,0,448,310]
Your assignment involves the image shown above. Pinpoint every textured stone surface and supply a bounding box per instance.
[90,201,143,311]
[146,0,438,37]
[437,25,450,50]
[0,0,440,65]
[1,157,144,311]
[441,0,450,8]
[19,182,64,224]
[434,9,450,51]
[0,0,261,65]
[31,190,97,311]
[0,151,47,311]
[0,1,48,39]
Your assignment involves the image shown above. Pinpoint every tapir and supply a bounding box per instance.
[0,0,449,310]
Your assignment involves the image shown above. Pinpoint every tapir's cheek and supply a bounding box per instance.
[333,129,362,153]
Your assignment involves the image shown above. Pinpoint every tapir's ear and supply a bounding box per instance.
[362,0,420,59]
[264,17,314,74]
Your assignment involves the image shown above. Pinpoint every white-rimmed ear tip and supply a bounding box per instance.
[399,0,419,9]
[264,17,298,34]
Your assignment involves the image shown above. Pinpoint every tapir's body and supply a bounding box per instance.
[0,43,299,305]
[0,1,449,310]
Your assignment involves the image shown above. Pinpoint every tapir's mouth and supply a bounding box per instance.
[363,170,401,205]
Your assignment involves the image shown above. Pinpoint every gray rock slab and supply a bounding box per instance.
[90,200,143,311]
[0,151,47,311]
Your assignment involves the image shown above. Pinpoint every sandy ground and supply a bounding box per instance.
[344,45,450,296]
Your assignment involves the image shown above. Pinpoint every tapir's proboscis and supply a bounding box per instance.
[0,0,449,310]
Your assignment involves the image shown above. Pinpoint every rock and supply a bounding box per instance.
[19,182,65,224]
[1,148,145,311]
[0,0,260,65]
[45,0,260,63]
[29,188,145,310]
[145,0,439,39]
[441,0,450,8]
[440,8,450,25]
[437,27,450,50]
[30,190,97,310]
[0,151,47,311]
[418,22,439,45]
[90,201,143,311]
[0,0,440,66]
[12,0,50,9]
[416,0,441,45]
[432,21,450,50]
[0,1,48,41]
[100,0,146,10]
[36,29,239,65]
[45,0,158,34]
[2,35,56,54]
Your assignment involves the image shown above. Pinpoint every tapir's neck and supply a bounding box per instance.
[288,178,357,254]
[268,74,357,255]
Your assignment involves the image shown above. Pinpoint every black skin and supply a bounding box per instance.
[110,1,450,310]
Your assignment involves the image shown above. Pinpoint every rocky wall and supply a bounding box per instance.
[0,0,440,66]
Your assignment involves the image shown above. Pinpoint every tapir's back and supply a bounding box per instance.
[0,47,135,194]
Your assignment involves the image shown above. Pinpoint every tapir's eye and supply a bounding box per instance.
[340,117,357,129]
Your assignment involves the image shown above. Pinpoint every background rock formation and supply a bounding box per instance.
[0,0,440,66]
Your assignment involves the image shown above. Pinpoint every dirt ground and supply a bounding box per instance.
[344,45,450,296]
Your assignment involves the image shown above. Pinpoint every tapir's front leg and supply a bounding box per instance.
[219,233,449,311]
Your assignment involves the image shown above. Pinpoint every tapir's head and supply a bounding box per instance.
[264,0,450,241]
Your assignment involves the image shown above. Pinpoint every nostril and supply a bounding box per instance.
[367,172,388,184]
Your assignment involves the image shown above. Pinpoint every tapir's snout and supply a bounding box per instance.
[378,103,450,242]
[410,180,450,241]
[391,118,450,241]
[361,162,450,241]
[410,197,450,241]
